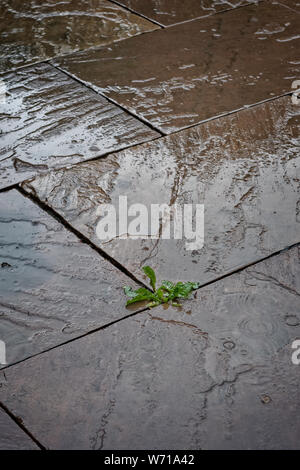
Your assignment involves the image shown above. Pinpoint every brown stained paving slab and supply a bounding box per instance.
[273,0,300,12]
[116,0,258,26]
[0,248,299,449]
[0,0,159,72]
[53,2,300,134]
[0,189,142,367]
[0,63,159,190]
[22,96,300,285]
[0,408,39,450]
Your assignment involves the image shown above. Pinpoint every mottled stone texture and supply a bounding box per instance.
[55,2,300,133]
[116,0,257,26]
[0,189,141,367]
[23,96,300,284]
[152,245,300,364]
[0,248,299,449]
[0,0,159,71]
[0,408,39,449]
[273,0,300,12]
[0,63,158,190]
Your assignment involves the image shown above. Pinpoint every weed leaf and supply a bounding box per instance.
[124,268,199,308]
[143,266,156,291]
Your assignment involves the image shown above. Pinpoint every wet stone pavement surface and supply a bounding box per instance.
[0,62,159,190]
[0,0,159,72]
[54,1,300,133]
[115,0,258,26]
[22,96,300,284]
[0,0,300,450]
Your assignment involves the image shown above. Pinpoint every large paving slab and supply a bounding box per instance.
[0,248,299,449]
[116,0,257,26]
[0,407,39,450]
[0,0,159,72]
[22,96,300,284]
[0,189,142,367]
[54,2,300,133]
[0,62,159,190]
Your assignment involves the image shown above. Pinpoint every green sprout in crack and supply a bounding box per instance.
[124,266,200,308]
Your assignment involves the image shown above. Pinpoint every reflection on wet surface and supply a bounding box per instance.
[55,2,300,133]
[22,96,300,284]
[0,408,39,450]
[1,247,299,449]
[0,190,141,366]
[117,0,257,26]
[0,0,299,450]
[0,62,158,190]
[0,0,159,71]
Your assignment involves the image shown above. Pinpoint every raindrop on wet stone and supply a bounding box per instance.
[260,394,272,404]
[223,340,235,350]
[1,262,11,268]
[285,314,300,327]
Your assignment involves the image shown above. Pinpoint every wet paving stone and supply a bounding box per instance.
[274,0,300,12]
[0,408,39,450]
[116,0,257,26]
[0,248,299,449]
[22,96,300,284]
[151,245,300,365]
[54,1,300,133]
[0,0,159,72]
[0,62,159,190]
[0,189,142,367]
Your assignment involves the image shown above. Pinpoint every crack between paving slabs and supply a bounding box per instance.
[0,130,162,193]
[162,0,265,29]
[110,0,266,29]
[163,91,296,137]
[0,11,163,75]
[0,183,20,194]
[49,61,166,136]
[0,402,46,450]
[108,0,164,28]
[0,305,150,372]
[16,185,151,290]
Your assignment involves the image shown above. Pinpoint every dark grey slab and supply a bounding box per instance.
[0,63,159,190]
[195,344,300,450]
[0,189,141,367]
[0,0,159,72]
[23,96,300,285]
[54,2,300,133]
[0,408,39,450]
[151,245,300,365]
[116,0,257,26]
[0,248,299,449]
